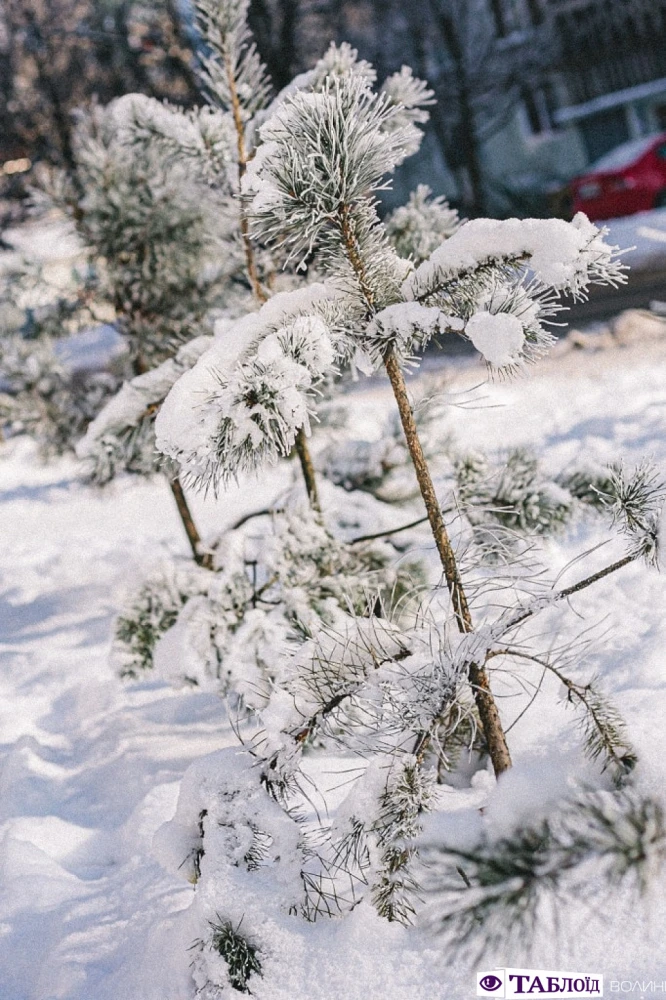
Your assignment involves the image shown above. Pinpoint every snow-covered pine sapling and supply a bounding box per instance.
[146,51,666,993]
[118,0,328,510]
[65,103,229,568]
[243,67,630,778]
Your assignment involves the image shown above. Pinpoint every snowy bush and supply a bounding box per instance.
[0,333,120,456]
[114,506,420,704]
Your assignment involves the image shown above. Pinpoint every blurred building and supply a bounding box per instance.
[333,0,666,213]
[483,0,666,207]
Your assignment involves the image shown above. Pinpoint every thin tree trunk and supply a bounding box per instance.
[294,426,320,512]
[25,13,80,183]
[225,51,267,304]
[383,350,511,775]
[132,354,213,568]
[426,0,487,216]
[334,205,511,774]
[169,476,213,569]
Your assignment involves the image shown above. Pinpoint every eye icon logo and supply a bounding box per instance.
[476,969,505,996]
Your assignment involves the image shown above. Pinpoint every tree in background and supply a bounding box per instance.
[330,0,552,216]
[0,97,229,567]
[246,0,333,92]
[315,0,666,216]
[0,0,198,173]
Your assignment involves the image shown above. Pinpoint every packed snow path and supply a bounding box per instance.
[0,449,294,999]
[2,338,666,997]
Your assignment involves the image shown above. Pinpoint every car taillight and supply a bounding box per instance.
[577,181,601,200]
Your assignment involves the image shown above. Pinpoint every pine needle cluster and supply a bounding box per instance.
[421,789,666,960]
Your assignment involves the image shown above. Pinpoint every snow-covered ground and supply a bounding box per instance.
[2,333,666,998]
[604,205,666,270]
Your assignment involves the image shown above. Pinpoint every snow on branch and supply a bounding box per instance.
[118,507,404,698]
[421,789,666,959]
[153,746,306,993]
[155,286,345,490]
[379,66,434,159]
[255,42,377,130]
[77,337,212,484]
[332,753,436,924]
[404,214,626,305]
[245,68,624,375]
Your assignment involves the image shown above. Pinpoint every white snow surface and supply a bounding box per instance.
[3,336,666,995]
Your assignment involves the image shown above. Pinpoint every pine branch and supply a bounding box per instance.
[489,649,637,784]
[193,0,268,303]
[351,514,430,545]
[499,552,638,636]
[602,462,665,565]
[207,918,262,993]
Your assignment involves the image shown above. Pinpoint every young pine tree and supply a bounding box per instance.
[65,100,233,567]
[99,1,442,696]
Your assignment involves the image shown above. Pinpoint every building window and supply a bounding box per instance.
[525,0,543,26]
[522,84,556,135]
[489,0,508,36]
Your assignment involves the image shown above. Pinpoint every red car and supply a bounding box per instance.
[570,133,666,221]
